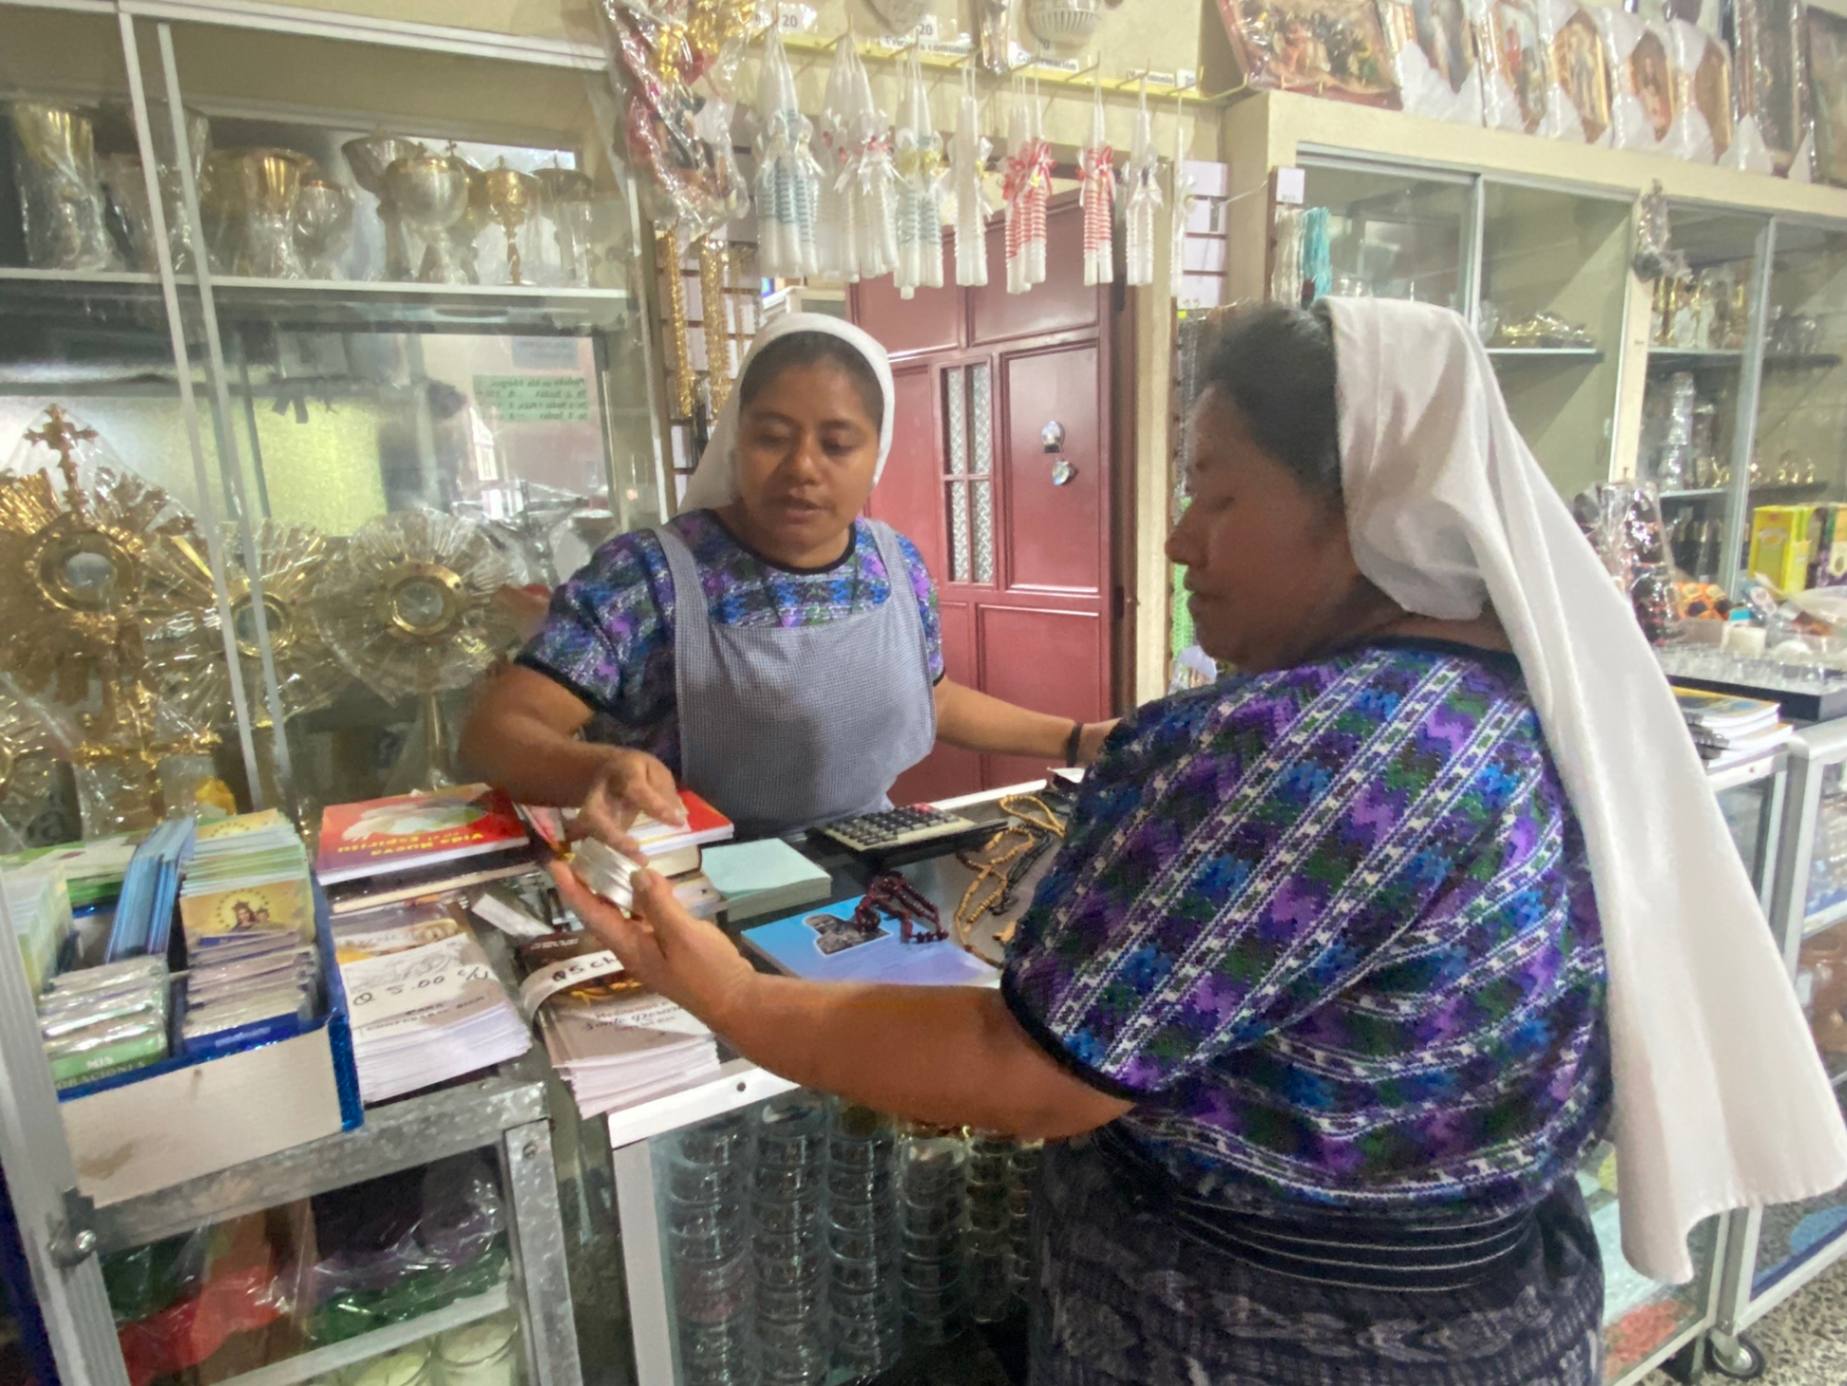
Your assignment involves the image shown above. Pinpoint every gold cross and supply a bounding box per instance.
[24,405,98,513]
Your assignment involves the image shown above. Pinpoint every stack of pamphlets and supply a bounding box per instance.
[105,817,197,963]
[1673,687,1792,771]
[701,839,832,921]
[516,932,717,1118]
[333,903,530,1104]
[566,789,733,915]
[6,866,71,994]
[38,956,170,1088]
[175,810,321,1048]
[1,832,139,910]
[317,786,536,913]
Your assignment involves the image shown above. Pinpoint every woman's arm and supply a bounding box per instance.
[549,864,1132,1140]
[459,668,685,842]
[933,678,1116,766]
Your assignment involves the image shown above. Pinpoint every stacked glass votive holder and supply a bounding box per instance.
[828,1104,904,1381]
[897,1122,969,1345]
[1005,1138,1043,1302]
[752,1095,832,1385]
[663,1112,756,1386]
[964,1132,1015,1322]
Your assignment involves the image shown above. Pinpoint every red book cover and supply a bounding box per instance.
[315,784,530,885]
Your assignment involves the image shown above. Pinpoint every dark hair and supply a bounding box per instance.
[1198,302,1341,501]
[738,331,885,432]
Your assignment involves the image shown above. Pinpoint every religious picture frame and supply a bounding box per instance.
[1733,0,1800,171]
[1413,0,1479,93]
[1492,0,1552,132]
[1805,4,1847,185]
[1551,5,1612,142]
[1632,24,1676,142]
[1216,0,1404,106]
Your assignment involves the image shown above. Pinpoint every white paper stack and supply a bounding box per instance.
[333,904,530,1104]
[515,933,718,1118]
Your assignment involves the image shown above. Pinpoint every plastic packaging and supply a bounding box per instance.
[1724,0,1782,172]
[1592,7,1676,153]
[1662,18,1730,164]
[1379,0,1487,125]
[594,0,755,238]
[1806,6,1847,187]
[1533,0,1610,143]
[1076,86,1116,288]
[1481,0,1551,134]
[1573,482,1680,646]
[1212,0,1402,107]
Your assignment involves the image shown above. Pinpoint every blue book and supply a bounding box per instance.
[740,896,998,987]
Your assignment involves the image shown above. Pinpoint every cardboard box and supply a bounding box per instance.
[1748,505,1813,593]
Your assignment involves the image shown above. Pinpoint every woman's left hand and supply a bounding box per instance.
[547,861,759,1029]
[1076,719,1119,766]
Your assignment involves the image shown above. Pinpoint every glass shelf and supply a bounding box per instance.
[211,1284,513,1386]
[1485,346,1606,363]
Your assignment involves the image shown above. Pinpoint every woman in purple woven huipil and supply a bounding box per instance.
[556,300,1847,1384]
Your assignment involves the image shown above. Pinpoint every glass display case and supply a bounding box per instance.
[1709,717,1847,1379]
[0,0,669,840]
[1478,182,1630,503]
[1292,161,1634,501]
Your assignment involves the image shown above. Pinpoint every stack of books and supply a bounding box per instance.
[516,931,717,1118]
[332,902,530,1104]
[1674,687,1792,771]
[104,818,196,963]
[316,786,536,913]
[566,790,732,919]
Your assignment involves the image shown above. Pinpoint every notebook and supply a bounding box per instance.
[702,840,832,920]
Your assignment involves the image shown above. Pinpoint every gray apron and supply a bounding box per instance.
[653,520,937,839]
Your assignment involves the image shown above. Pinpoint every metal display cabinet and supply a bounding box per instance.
[0,0,670,836]
[1707,717,1847,1379]
[0,872,587,1386]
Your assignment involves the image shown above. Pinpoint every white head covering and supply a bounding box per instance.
[679,311,896,513]
[1325,296,1847,1283]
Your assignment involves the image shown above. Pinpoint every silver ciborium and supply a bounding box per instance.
[293,178,354,281]
[535,165,594,288]
[8,102,116,271]
[343,133,423,281]
[386,149,471,285]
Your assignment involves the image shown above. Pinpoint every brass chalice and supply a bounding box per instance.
[386,148,471,285]
[535,165,594,288]
[343,133,424,281]
[481,161,540,286]
[293,178,354,281]
[8,102,115,271]
[232,147,311,278]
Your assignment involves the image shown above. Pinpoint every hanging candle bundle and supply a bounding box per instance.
[1001,81,1052,296]
[1169,93,1196,300]
[838,39,900,282]
[814,36,860,279]
[1120,81,1162,288]
[1076,82,1115,288]
[892,45,946,300]
[699,236,733,411]
[948,68,994,288]
[753,27,821,279]
[659,228,696,418]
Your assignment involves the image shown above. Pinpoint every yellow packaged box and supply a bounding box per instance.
[1748,505,1814,594]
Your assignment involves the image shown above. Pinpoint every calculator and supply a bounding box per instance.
[815,805,984,855]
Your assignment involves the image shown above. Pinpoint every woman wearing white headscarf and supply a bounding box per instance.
[463,312,1115,843]
[552,299,1847,1384]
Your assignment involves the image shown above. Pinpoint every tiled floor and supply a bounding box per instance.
[1645,1257,1847,1385]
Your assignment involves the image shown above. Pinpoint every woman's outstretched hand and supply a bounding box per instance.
[547,859,758,1030]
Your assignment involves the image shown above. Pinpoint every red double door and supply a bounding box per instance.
[852,200,1122,800]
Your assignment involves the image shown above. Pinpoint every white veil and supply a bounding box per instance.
[1326,295,1847,1282]
[679,311,896,513]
